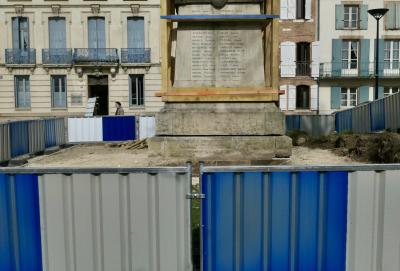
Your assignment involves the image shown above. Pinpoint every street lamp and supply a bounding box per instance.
[368,8,389,100]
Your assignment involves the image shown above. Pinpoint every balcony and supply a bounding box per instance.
[73,48,119,66]
[296,61,311,76]
[5,49,36,66]
[121,48,151,65]
[42,49,73,66]
[319,62,400,79]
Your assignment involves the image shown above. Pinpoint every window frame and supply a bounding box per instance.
[343,5,360,29]
[129,74,144,107]
[295,85,311,109]
[14,75,31,109]
[340,87,358,108]
[51,75,67,109]
[342,40,359,70]
[384,40,400,69]
[384,87,400,97]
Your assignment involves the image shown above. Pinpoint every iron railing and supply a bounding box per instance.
[73,48,119,64]
[121,48,151,63]
[5,49,36,65]
[319,62,400,78]
[296,61,311,76]
[42,49,73,65]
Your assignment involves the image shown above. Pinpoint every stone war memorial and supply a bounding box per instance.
[148,0,292,161]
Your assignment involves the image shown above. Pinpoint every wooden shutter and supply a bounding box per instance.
[310,85,318,110]
[49,17,66,49]
[288,0,296,19]
[311,41,320,78]
[360,39,370,76]
[332,39,342,76]
[280,0,288,20]
[288,85,296,110]
[280,41,296,77]
[335,5,344,30]
[305,0,312,20]
[331,86,341,110]
[360,5,368,30]
[279,85,288,111]
[359,86,370,103]
[127,17,145,48]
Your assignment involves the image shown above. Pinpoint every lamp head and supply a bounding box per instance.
[368,8,389,20]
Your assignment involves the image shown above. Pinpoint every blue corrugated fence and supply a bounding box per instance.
[10,121,29,158]
[102,116,136,141]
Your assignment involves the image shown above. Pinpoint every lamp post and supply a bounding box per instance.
[368,8,389,100]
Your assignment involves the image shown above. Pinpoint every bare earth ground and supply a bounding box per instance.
[26,143,359,168]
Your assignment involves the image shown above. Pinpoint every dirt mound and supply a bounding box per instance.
[304,132,400,163]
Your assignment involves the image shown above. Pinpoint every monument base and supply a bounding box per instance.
[148,136,292,161]
[148,102,292,162]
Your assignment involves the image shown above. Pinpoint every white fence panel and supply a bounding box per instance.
[68,118,103,143]
[139,116,156,140]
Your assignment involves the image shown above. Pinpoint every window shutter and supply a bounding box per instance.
[305,0,312,20]
[280,0,288,20]
[88,18,97,49]
[49,17,66,49]
[12,18,19,49]
[288,0,296,20]
[331,86,341,109]
[288,85,296,110]
[332,39,342,76]
[359,5,368,30]
[280,41,296,77]
[25,78,31,107]
[396,3,400,29]
[359,86,370,103]
[378,86,384,99]
[310,85,318,110]
[386,3,396,30]
[127,17,145,48]
[335,5,344,30]
[311,41,320,78]
[377,39,385,76]
[279,85,288,111]
[96,18,106,48]
[360,39,370,76]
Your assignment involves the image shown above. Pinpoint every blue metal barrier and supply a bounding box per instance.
[285,115,301,133]
[44,119,57,148]
[102,116,136,141]
[10,121,29,158]
[335,110,352,133]
[370,99,385,132]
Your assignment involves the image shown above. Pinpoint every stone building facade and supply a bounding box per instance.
[279,0,320,114]
[318,0,400,114]
[0,0,162,119]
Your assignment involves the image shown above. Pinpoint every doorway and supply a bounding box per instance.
[88,75,109,116]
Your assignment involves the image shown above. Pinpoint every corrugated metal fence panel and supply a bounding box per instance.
[44,119,57,148]
[299,115,335,137]
[285,115,301,133]
[346,170,400,271]
[370,99,385,132]
[0,123,11,163]
[139,116,156,140]
[67,118,103,143]
[54,118,66,146]
[0,173,42,271]
[201,171,348,271]
[384,92,400,131]
[29,120,45,154]
[38,171,192,271]
[352,104,371,133]
[10,121,29,158]
[335,109,352,133]
[102,116,136,141]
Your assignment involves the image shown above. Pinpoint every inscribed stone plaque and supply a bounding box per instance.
[174,4,265,88]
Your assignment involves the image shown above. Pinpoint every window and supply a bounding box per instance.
[384,40,400,69]
[296,42,310,76]
[88,17,105,49]
[296,85,310,109]
[48,17,66,49]
[296,0,306,19]
[51,75,67,108]
[386,2,400,30]
[344,5,359,29]
[342,40,359,70]
[12,17,29,49]
[384,87,399,97]
[341,87,358,108]
[127,17,144,48]
[15,76,30,108]
[129,75,144,106]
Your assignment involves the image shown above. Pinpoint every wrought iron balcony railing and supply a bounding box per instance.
[5,49,36,65]
[73,48,119,65]
[42,49,73,65]
[319,62,400,78]
[121,48,151,64]
[296,61,311,76]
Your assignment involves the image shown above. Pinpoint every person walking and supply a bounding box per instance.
[115,101,125,115]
